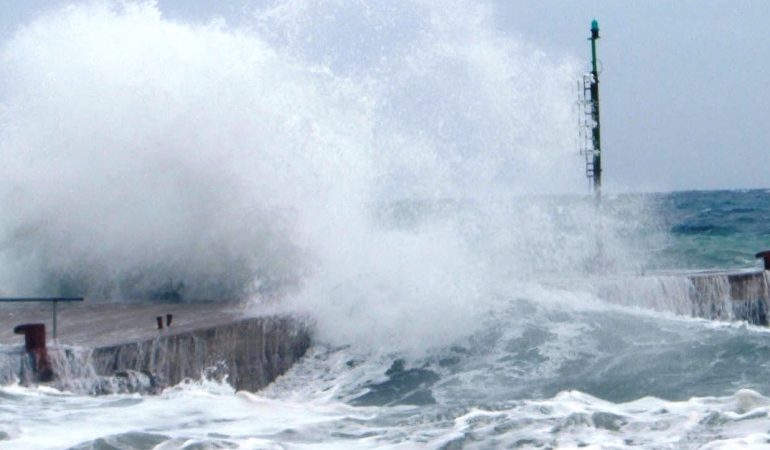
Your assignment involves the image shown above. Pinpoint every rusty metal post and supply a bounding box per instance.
[756,250,770,270]
[13,323,54,382]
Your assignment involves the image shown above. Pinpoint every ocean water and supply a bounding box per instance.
[2,190,770,449]
[2,1,770,448]
[655,190,770,271]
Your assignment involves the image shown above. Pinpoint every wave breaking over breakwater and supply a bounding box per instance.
[0,0,667,363]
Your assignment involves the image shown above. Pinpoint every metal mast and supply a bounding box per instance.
[588,19,602,197]
[579,19,603,197]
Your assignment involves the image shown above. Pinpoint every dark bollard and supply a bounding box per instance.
[156,316,164,330]
[13,323,54,382]
[166,313,173,327]
[756,251,770,271]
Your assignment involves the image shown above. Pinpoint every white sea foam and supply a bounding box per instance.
[4,378,770,449]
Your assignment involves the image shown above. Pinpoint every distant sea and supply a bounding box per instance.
[656,189,770,270]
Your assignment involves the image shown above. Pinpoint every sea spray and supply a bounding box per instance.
[249,0,664,353]
[0,1,372,300]
[0,0,659,354]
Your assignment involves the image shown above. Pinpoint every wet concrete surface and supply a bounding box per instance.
[0,301,312,393]
[0,301,247,348]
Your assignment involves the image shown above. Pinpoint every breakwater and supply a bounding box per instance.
[578,269,770,325]
[0,303,310,394]
[2,270,768,395]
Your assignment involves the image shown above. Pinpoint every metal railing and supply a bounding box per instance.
[0,297,84,339]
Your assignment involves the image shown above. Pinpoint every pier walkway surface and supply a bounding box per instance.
[0,301,245,347]
[0,302,311,394]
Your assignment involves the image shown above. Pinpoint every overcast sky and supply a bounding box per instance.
[498,1,770,193]
[1,0,768,193]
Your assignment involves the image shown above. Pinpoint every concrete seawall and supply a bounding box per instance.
[91,316,310,393]
[0,303,311,394]
[579,269,770,325]
[688,270,769,324]
[2,270,768,394]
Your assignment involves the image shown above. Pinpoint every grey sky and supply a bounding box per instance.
[497,1,770,193]
[1,0,768,193]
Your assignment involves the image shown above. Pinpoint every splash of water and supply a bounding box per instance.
[0,0,656,354]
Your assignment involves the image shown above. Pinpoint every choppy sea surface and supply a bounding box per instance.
[3,190,770,449]
[656,190,770,271]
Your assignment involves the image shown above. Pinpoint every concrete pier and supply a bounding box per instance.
[0,302,310,394]
[580,269,770,325]
[688,270,769,324]
[2,269,768,394]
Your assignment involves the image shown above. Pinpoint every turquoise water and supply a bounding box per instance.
[654,189,770,270]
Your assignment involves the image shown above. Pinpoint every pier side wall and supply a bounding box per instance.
[1,315,311,394]
[576,270,770,325]
[91,316,311,392]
